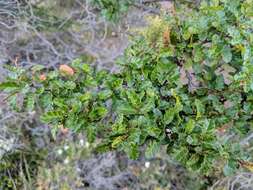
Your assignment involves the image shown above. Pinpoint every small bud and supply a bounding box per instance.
[64,145,69,150]
[59,64,74,76]
[79,139,84,146]
[64,159,69,164]
[85,142,90,148]
[57,149,63,155]
[145,162,150,168]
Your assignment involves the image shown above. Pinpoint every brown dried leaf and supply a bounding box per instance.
[179,67,188,85]
[215,64,236,85]
[180,66,200,92]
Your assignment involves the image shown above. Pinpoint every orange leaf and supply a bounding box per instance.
[59,64,74,76]
[39,74,47,81]
[163,27,170,48]
[60,126,69,135]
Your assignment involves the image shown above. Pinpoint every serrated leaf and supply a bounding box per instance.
[164,108,175,125]
[127,143,139,160]
[128,128,141,143]
[185,119,195,134]
[116,101,137,115]
[126,90,140,106]
[40,111,63,123]
[98,90,112,100]
[145,140,160,158]
[140,100,154,113]
[89,106,108,120]
[112,135,126,148]
[147,125,161,138]
[65,81,76,90]
[9,95,20,111]
[71,100,82,112]
[87,125,96,143]
[26,94,35,111]
[112,114,126,133]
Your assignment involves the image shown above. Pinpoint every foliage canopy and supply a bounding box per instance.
[1,0,253,176]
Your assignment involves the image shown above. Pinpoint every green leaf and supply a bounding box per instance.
[26,94,36,111]
[210,0,220,7]
[222,46,232,63]
[51,125,59,140]
[147,125,161,138]
[126,90,140,106]
[98,90,112,100]
[97,106,108,117]
[9,95,19,111]
[215,75,225,90]
[87,125,96,143]
[64,81,76,90]
[53,98,68,109]
[164,108,175,125]
[71,100,82,112]
[127,143,139,160]
[128,128,141,143]
[185,119,195,134]
[40,111,63,123]
[95,142,111,153]
[223,161,236,176]
[112,114,126,134]
[172,89,183,112]
[145,140,160,159]
[82,64,91,73]
[195,99,205,120]
[80,92,92,102]
[116,101,137,115]
[187,154,200,169]
[0,82,19,90]
[173,146,189,164]
[89,106,108,119]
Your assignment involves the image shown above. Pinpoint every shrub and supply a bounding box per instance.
[89,0,134,21]
[1,0,253,177]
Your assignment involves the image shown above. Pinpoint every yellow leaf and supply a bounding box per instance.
[239,160,253,172]
[112,135,127,148]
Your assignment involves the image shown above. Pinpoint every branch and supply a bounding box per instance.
[132,3,161,15]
